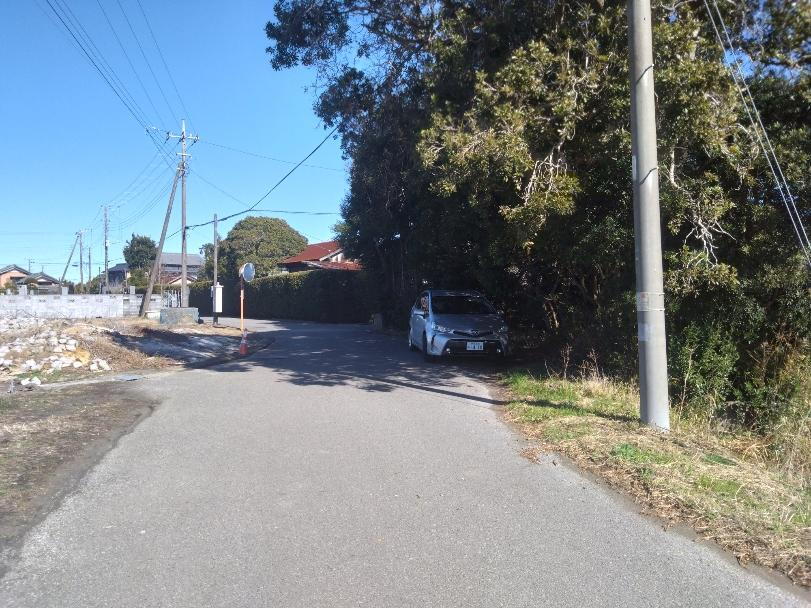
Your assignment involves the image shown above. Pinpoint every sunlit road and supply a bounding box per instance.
[0,319,804,607]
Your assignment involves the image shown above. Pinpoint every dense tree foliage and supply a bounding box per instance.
[266,0,809,428]
[199,216,308,281]
[123,234,157,271]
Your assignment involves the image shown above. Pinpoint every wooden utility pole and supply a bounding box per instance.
[139,166,182,317]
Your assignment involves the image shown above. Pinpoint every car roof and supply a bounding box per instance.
[427,289,483,297]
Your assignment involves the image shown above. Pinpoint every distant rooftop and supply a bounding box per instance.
[281,241,341,264]
[16,271,59,284]
[0,264,29,275]
[159,252,203,266]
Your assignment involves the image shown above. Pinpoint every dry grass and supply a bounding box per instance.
[0,385,154,547]
[504,372,811,587]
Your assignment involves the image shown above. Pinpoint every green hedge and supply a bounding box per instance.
[189,270,377,323]
[189,282,216,315]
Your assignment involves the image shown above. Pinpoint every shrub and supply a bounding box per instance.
[670,323,739,420]
[190,270,377,324]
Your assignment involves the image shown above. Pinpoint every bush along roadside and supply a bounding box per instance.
[503,371,810,588]
[190,270,378,324]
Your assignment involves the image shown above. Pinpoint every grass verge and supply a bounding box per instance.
[504,371,810,587]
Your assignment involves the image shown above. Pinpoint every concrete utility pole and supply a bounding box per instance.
[87,229,92,290]
[140,166,182,317]
[77,231,84,293]
[103,205,110,291]
[212,213,219,324]
[628,0,670,431]
[166,119,199,308]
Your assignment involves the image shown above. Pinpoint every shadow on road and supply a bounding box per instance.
[200,319,512,408]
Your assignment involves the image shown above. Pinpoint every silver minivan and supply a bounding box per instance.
[408,290,509,360]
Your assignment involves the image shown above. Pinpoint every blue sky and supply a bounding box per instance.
[0,0,348,283]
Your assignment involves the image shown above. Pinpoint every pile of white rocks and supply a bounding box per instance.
[0,321,112,385]
[0,317,48,335]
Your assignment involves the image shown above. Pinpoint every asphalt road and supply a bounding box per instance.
[1,319,806,607]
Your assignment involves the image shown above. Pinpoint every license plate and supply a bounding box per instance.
[466,341,484,351]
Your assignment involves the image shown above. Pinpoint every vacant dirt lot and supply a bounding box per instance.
[0,380,156,573]
[0,317,245,388]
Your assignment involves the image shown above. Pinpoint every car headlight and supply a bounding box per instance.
[431,322,453,334]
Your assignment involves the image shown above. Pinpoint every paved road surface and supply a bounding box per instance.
[1,320,806,607]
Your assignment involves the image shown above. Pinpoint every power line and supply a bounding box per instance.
[113,150,176,207]
[54,0,151,128]
[169,126,339,238]
[115,0,178,127]
[253,209,339,215]
[44,0,149,131]
[106,143,174,204]
[134,0,196,133]
[189,169,252,208]
[703,0,810,267]
[42,0,175,166]
[95,0,166,129]
[198,139,343,172]
[115,175,175,229]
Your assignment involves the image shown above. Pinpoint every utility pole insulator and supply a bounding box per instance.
[628,0,670,430]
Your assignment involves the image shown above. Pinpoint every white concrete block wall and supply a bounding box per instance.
[0,294,162,319]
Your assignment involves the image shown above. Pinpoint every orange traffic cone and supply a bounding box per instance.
[238,331,249,356]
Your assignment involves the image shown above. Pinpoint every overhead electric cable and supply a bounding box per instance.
[114,148,176,206]
[95,0,167,128]
[134,0,196,132]
[702,0,810,266]
[188,169,253,209]
[253,209,339,215]
[169,126,339,238]
[44,0,150,132]
[115,0,179,127]
[53,0,151,127]
[43,0,175,167]
[198,139,343,172]
[106,145,168,203]
[115,175,175,228]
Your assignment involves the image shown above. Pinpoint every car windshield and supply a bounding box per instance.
[431,295,495,315]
